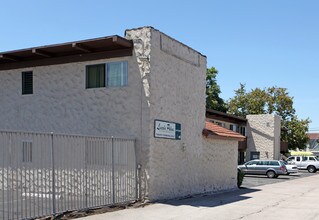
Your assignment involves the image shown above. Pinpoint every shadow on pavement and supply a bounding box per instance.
[244,175,290,180]
[161,188,260,208]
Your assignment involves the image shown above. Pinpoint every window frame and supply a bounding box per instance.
[86,64,106,89]
[106,61,128,87]
[85,61,128,89]
[22,71,33,95]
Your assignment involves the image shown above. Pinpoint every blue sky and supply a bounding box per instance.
[1,0,318,131]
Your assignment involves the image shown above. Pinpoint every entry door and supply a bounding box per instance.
[250,151,260,160]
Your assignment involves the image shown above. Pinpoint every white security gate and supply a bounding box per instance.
[0,131,137,220]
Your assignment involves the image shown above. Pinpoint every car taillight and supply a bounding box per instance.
[280,166,286,171]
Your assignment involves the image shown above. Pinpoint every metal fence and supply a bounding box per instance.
[0,131,137,220]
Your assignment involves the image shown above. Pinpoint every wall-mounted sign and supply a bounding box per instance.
[154,120,181,140]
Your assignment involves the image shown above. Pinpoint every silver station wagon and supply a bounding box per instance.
[238,160,288,178]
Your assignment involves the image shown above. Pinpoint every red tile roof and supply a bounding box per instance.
[308,133,319,140]
[203,121,246,141]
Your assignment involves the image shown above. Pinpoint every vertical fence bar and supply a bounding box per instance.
[85,137,88,208]
[0,131,137,220]
[51,132,56,216]
[7,133,10,220]
[135,140,139,201]
[10,133,15,220]
[111,137,115,204]
[40,134,44,217]
[1,133,4,220]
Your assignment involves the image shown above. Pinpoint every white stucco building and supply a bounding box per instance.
[246,114,281,161]
[0,27,244,201]
[206,109,283,163]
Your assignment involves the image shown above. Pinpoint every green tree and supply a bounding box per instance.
[281,117,310,150]
[228,84,310,150]
[227,83,248,117]
[266,87,295,121]
[228,84,268,116]
[206,67,227,112]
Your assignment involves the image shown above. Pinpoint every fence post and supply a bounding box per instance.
[50,132,56,216]
[85,137,88,208]
[136,164,142,201]
[111,136,115,204]
[134,139,139,201]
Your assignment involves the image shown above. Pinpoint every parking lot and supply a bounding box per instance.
[241,170,317,188]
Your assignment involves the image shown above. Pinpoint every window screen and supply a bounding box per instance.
[107,61,128,87]
[86,62,128,88]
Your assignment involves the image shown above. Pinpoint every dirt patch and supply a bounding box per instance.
[36,202,151,220]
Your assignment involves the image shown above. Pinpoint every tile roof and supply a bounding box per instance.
[308,133,319,140]
[203,121,246,141]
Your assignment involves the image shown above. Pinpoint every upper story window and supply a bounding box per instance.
[86,64,105,88]
[22,71,33,95]
[240,126,246,136]
[86,61,128,89]
[107,62,128,87]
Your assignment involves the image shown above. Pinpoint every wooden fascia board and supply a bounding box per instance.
[0,54,20,61]
[112,36,133,48]
[72,43,92,53]
[0,48,132,71]
[32,49,53,58]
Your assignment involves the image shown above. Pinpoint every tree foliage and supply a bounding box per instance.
[228,84,310,149]
[206,67,227,112]
[281,117,311,150]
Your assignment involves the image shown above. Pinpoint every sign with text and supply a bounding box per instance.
[154,120,181,140]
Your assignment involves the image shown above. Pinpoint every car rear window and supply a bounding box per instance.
[269,161,279,166]
[257,161,269,165]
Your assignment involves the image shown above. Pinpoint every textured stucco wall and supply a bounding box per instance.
[0,26,238,202]
[246,114,281,160]
[201,138,238,190]
[148,28,206,200]
[126,27,238,201]
[0,56,142,137]
[0,55,152,186]
[125,27,153,198]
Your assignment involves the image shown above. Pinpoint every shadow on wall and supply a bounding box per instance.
[246,124,256,160]
[249,127,275,142]
[161,188,260,208]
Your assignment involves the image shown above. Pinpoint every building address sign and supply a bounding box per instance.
[154,120,181,140]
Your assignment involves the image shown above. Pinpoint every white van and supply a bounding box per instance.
[286,155,319,173]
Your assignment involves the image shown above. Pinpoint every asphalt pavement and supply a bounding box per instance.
[242,170,316,188]
[79,172,319,220]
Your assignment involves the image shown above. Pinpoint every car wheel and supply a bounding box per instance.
[307,165,316,173]
[266,170,276,178]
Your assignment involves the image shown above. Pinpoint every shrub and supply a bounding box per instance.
[237,170,245,188]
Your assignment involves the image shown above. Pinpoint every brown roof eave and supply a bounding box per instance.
[203,133,246,141]
[206,109,247,125]
[0,35,133,71]
[202,129,246,141]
